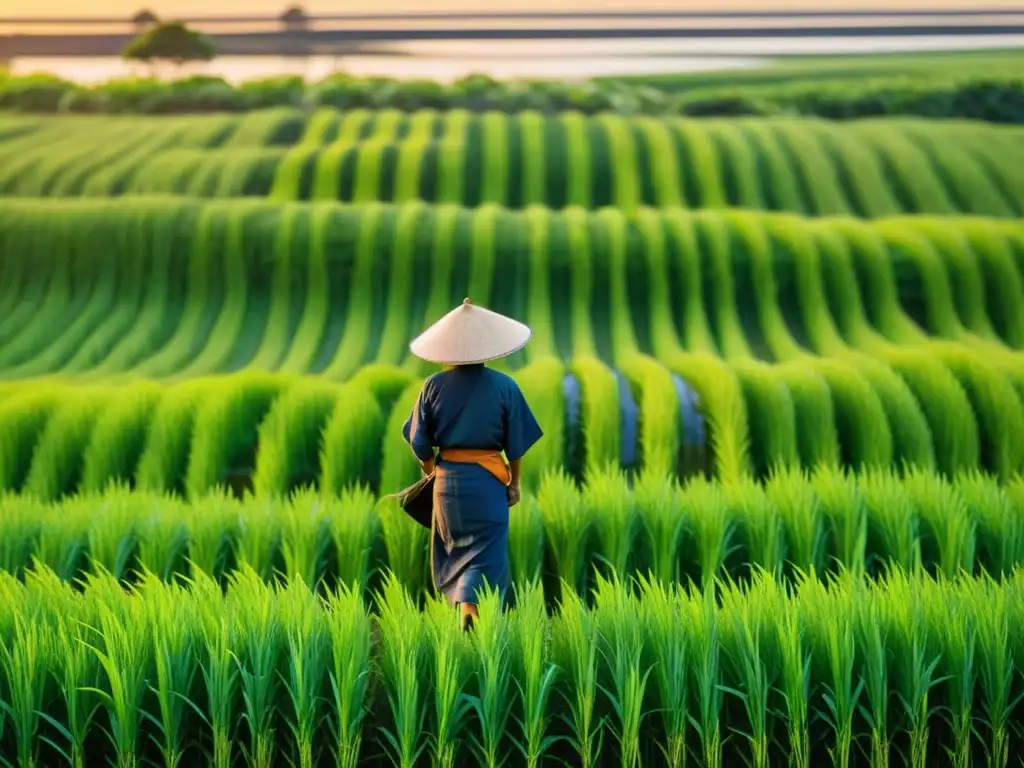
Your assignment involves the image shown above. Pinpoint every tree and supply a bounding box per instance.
[131,9,159,34]
[278,5,311,57]
[280,5,309,32]
[123,21,217,68]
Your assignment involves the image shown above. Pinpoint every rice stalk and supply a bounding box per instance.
[279,576,330,768]
[423,592,473,768]
[323,579,372,768]
[584,466,637,582]
[634,470,685,586]
[278,489,332,588]
[467,587,514,768]
[553,585,604,768]
[330,485,379,591]
[138,572,198,768]
[374,572,428,768]
[508,580,560,768]
[227,567,281,768]
[636,574,689,768]
[538,469,589,598]
[592,573,651,768]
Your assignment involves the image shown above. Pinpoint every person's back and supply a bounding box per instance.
[398,300,542,631]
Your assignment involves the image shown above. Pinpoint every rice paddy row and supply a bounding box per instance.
[1,467,1022,599]
[1,111,1023,216]
[1,563,1022,768]
[3,200,1024,480]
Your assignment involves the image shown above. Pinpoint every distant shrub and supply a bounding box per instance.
[1,69,1022,121]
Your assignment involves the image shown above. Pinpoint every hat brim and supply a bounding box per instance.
[409,327,533,365]
[408,302,533,365]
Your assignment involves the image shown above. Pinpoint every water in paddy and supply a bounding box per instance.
[9,33,1023,83]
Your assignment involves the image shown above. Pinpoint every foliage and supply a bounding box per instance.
[122,21,217,66]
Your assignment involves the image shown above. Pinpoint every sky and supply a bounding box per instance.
[9,0,1021,19]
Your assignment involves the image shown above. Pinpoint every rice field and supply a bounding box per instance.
[3,64,1024,766]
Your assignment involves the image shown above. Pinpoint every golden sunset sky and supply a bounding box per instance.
[11,0,1024,18]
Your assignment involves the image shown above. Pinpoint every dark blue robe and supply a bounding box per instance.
[402,363,543,606]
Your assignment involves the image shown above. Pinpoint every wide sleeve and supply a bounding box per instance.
[402,385,436,462]
[503,382,543,461]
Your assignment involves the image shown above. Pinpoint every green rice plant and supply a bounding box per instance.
[725,476,785,580]
[963,472,1024,578]
[329,486,379,590]
[184,492,240,581]
[252,377,340,497]
[279,576,330,768]
[31,499,89,581]
[44,593,102,768]
[902,468,976,578]
[854,580,892,768]
[0,610,52,768]
[0,493,47,576]
[23,386,109,501]
[687,585,724,768]
[84,488,142,581]
[185,372,286,499]
[135,495,190,584]
[635,574,689,768]
[960,219,1024,349]
[878,569,944,768]
[571,357,620,477]
[467,587,515,768]
[633,470,685,586]
[732,359,799,477]
[378,381,423,497]
[84,592,150,768]
[591,573,651,768]
[920,576,975,768]
[507,579,559,768]
[319,203,385,379]
[423,591,472,767]
[323,579,373,768]
[797,572,860,768]
[189,568,240,768]
[376,497,429,601]
[511,358,566,491]
[775,362,840,470]
[582,466,637,581]
[376,204,432,367]
[234,497,282,582]
[247,204,306,370]
[765,466,827,576]
[374,573,428,768]
[552,585,603,768]
[809,465,867,577]
[508,492,544,587]
[717,574,779,768]
[860,470,921,575]
[278,489,332,588]
[320,382,388,494]
[537,469,589,598]
[275,203,339,374]
[79,381,163,493]
[137,572,197,768]
[963,576,1017,768]
[679,477,736,588]
[135,379,207,496]
[226,566,282,768]
[806,358,894,471]
[774,579,812,768]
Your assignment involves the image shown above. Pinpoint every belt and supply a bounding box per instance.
[438,448,512,486]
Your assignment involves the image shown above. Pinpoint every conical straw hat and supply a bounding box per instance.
[409,299,532,365]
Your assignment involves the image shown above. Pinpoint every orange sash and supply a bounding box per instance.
[438,449,512,486]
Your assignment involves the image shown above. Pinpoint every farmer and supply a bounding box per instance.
[400,299,543,632]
